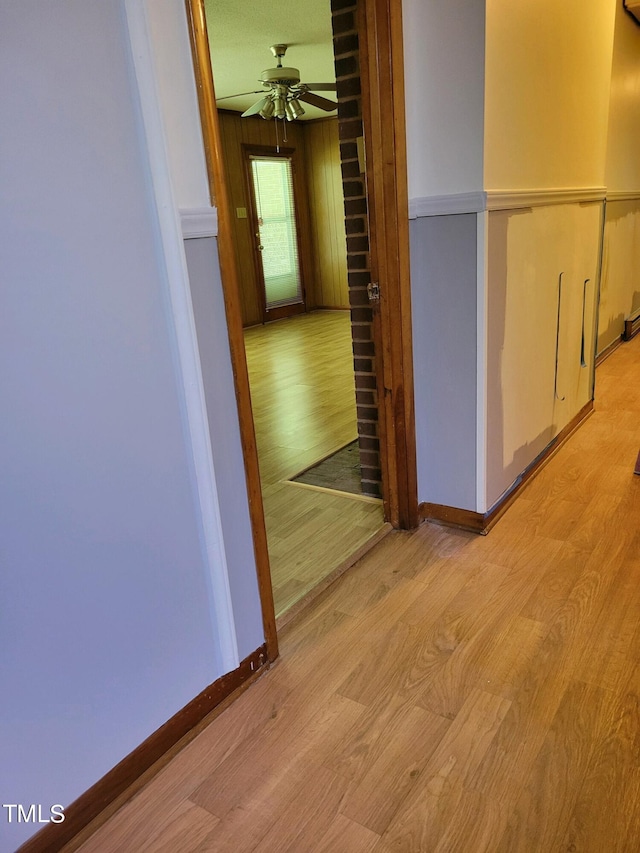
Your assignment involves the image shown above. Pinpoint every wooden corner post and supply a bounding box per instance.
[359,0,418,529]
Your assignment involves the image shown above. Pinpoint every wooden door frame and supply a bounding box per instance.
[357,0,418,529]
[185,0,278,662]
[185,0,417,659]
[243,145,308,323]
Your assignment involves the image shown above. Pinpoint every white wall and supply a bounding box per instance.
[146,0,211,209]
[402,0,485,199]
[0,2,261,849]
[143,0,263,658]
[484,0,616,190]
[184,237,265,659]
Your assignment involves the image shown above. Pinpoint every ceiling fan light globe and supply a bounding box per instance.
[273,95,286,119]
[259,99,275,120]
[286,99,305,121]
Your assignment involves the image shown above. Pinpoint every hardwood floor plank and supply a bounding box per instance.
[339,704,450,835]
[575,550,640,689]
[465,537,631,809]
[76,799,219,853]
[249,763,349,853]
[416,544,564,719]
[191,804,272,853]
[475,614,550,702]
[71,672,292,853]
[560,668,640,853]
[518,541,589,623]
[431,789,507,853]
[336,617,417,706]
[72,335,640,853]
[495,680,614,852]
[244,312,384,617]
[380,689,511,852]
[189,694,364,819]
[396,557,478,627]
[313,813,380,853]
[137,802,220,853]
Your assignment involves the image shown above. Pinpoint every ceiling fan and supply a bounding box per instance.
[217,44,338,121]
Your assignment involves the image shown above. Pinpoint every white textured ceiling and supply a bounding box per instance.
[204,0,336,120]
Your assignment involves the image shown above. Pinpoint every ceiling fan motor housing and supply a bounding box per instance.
[260,66,301,86]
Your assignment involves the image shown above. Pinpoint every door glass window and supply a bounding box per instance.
[250,156,303,310]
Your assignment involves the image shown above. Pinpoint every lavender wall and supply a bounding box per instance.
[0,2,260,849]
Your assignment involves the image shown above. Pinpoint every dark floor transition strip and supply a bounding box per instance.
[290,440,362,495]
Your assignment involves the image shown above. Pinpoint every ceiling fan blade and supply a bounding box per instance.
[301,83,337,91]
[297,91,338,111]
[241,96,270,117]
[217,90,266,101]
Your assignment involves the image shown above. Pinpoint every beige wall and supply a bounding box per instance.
[605,0,640,192]
[305,118,349,309]
[599,200,640,352]
[598,2,640,354]
[486,202,601,507]
[484,0,615,190]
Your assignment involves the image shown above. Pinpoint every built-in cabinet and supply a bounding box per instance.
[486,202,601,508]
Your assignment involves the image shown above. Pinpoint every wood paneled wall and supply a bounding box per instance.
[218,112,349,325]
[305,118,350,309]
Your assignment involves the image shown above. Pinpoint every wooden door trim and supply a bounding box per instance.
[358,0,418,528]
[185,0,278,662]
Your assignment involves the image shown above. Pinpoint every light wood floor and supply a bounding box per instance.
[74,334,640,853]
[243,311,384,616]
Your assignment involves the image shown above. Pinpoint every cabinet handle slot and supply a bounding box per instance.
[554,272,566,401]
[580,278,590,368]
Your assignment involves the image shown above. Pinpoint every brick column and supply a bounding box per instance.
[331,0,382,498]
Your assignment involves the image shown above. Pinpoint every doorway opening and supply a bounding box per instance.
[198,1,386,620]
[186,0,416,642]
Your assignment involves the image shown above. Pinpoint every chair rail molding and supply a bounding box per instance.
[408,192,487,218]
[408,188,608,219]
[486,186,606,210]
[181,206,219,238]
[605,190,640,202]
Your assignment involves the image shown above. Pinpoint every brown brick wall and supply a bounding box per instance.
[330,0,382,497]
